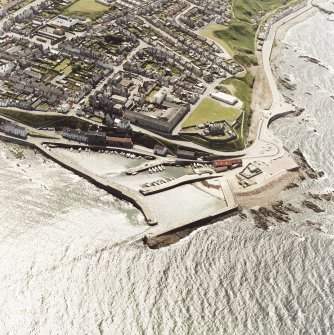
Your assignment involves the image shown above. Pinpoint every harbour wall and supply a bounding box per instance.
[0,134,157,225]
[144,206,239,249]
[267,110,295,127]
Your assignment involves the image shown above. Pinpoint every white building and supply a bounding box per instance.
[152,88,168,105]
[0,122,28,139]
[210,91,238,105]
[62,128,88,143]
[0,60,15,76]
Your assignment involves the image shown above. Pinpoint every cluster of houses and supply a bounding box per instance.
[0,120,28,139]
[143,14,240,79]
[179,0,231,29]
[62,127,133,148]
[0,0,247,144]
[257,1,307,50]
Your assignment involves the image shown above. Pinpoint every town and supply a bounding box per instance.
[0,0,310,246]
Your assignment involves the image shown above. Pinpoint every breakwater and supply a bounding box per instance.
[144,206,238,249]
[34,143,158,226]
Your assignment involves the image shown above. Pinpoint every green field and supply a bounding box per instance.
[199,23,235,56]
[207,0,295,66]
[64,0,108,19]
[182,98,241,128]
[221,71,255,139]
[234,0,291,23]
[0,109,91,130]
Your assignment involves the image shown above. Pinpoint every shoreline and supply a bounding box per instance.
[271,5,319,63]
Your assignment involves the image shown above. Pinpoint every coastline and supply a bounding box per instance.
[271,5,319,63]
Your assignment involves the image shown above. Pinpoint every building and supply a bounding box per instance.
[154,145,168,157]
[87,131,106,145]
[0,60,15,76]
[105,136,133,149]
[114,118,131,130]
[152,88,168,105]
[62,128,88,143]
[213,159,243,170]
[177,149,196,160]
[125,105,189,133]
[0,122,28,139]
[210,92,238,106]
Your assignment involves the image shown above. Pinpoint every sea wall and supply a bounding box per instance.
[144,206,238,249]
[267,110,295,126]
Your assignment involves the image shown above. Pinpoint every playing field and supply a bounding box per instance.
[182,98,241,128]
[64,0,108,19]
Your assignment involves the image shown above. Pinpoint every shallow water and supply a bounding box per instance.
[0,8,334,335]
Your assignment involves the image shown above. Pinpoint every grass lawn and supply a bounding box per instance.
[213,19,256,66]
[54,59,70,72]
[234,0,293,23]
[220,71,255,143]
[182,97,241,128]
[0,109,91,130]
[209,0,296,66]
[198,23,235,56]
[64,0,108,19]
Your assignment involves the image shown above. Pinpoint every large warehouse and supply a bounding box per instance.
[210,92,238,105]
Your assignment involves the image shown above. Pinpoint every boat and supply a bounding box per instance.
[158,165,163,171]
[149,168,153,174]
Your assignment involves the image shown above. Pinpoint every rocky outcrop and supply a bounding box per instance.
[284,182,299,190]
[300,55,320,64]
[300,55,329,70]
[250,201,293,230]
[293,149,324,179]
[307,191,334,202]
[284,203,301,213]
[294,107,304,116]
[302,200,325,213]
[279,78,296,90]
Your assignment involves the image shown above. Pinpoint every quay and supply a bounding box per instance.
[140,172,225,195]
[126,158,176,175]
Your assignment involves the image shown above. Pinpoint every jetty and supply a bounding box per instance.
[126,158,176,175]
[140,172,225,195]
